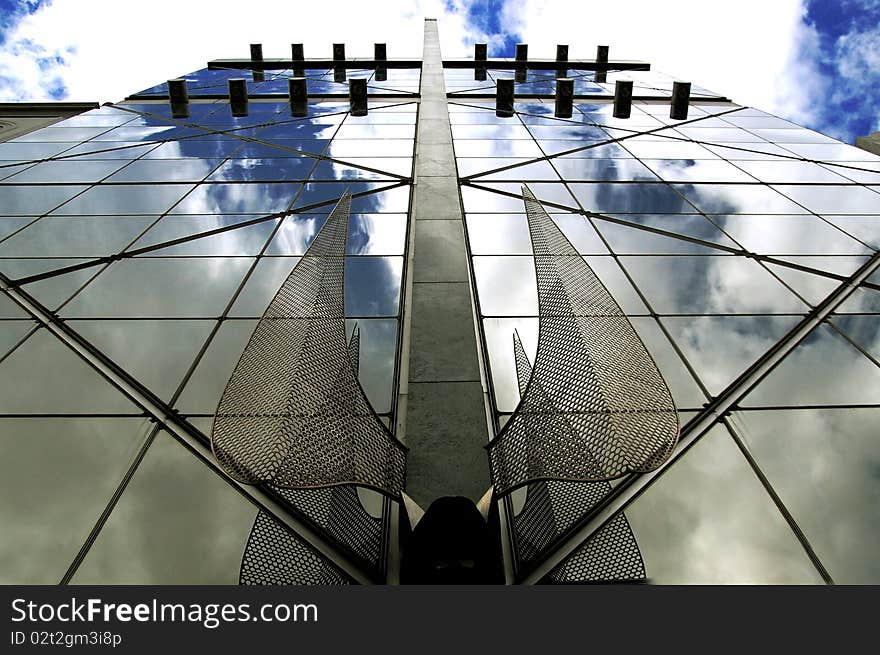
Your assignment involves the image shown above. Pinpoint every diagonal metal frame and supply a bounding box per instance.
[518,249,880,584]
[0,270,380,584]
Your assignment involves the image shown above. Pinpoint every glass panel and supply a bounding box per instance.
[741,324,880,406]
[0,320,34,357]
[175,319,257,416]
[673,184,808,214]
[0,216,155,257]
[71,431,257,584]
[731,408,880,583]
[623,424,824,583]
[620,256,807,314]
[130,216,279,256]
[711,215,870,255]
[7,160,127,183]
[0,185,89,215]
[0,330,137,413]
[571,183,698,214]
[169,183,300,214]
[70,320,216,401]
[830,314,880,360]
[662,315,800,395]
[0,417,150,584]
[60,258,253,318]
[771,185,880,215]
[53,184,194,215]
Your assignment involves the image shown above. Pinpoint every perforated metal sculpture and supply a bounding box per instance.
[211,193,407,497]
[487,186,679,496]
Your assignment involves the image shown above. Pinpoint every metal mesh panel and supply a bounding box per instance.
[239,510,353,585]
[273,485,385,575]
[542,513,646,584]
[237,328,386,583]
[507,331,643,580]
[211,193,407,496]
[487,186,679,495]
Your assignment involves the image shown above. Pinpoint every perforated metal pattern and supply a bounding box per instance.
[211,193,407,496]
[487,186,679,495]
[274,485,385,575]
[508,333,643,580]
[543,513,646,584]
[239,510,353,585]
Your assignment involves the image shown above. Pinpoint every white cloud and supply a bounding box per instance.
[503,0,808,117]
[4,0,873,141]
[0,0,480,103]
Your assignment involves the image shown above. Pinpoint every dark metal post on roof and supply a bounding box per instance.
[292,43,305,76]
[333,43,346,82]
[228,78,248,117]
[349,77,368,117]
[555,78,573,118]
[475,43,487,60]
[374,43,387,81]
[515,43,528,82]
[595,44,609,83]
[289,77,308,117]
[167,78,189,118]
[250,43,265,82]
[670,81,691,120]
[496,78,514,118]
[613,79,633,118]
[556,44,568,79]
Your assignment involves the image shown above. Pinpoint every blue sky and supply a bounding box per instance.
[1,0,879,144]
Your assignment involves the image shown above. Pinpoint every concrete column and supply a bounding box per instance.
[401,19,490,507]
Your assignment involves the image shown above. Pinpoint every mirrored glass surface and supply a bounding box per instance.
[72,431,257,584]
[0,417,150,584]
[674,184,809,214]
[623,424,824,583]
[731,408,880,583]
[53,184,194,215]
[621,256,807,314]
[70,319,216,401]
[571,183,697,214]
[771,185,880,215]
[662,315,800,395]
[741,324,880,406]
[711,215,870,255]
[0,216,154,257]
[169,183,300,214]
[131,216,278,256]
[60,258,253,318]
[0,330,137,413]
[596,214,738,254]
[0,185,89,215]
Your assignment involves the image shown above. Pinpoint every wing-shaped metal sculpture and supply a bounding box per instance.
[487,186,679,496]
[509,331,645,582]
[211,193,407,497]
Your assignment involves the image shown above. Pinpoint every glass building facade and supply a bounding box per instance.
[1,20,878,585]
